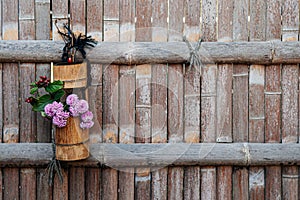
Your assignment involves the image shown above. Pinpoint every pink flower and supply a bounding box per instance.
[81,111,93,122]
[56,110,70,119]
[66,94,79,106]
[52,115,67,127]
[74,99,89,114]
[69,106,80,117]
[80,121,94,129]
[44,101,64,117]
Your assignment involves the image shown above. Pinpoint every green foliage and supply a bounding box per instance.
[26,77,65,113]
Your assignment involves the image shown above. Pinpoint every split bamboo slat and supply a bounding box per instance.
[167,1,184,199]
[51,1,69,198]
[249,0,266,198]
[216,0,233,199]
[151,1,168,199]
[19,0,37,199]
[85,0,103,199]
[281,0,299,199]
[2,0,20,199]
[232,0,249,199]
[68,1,86,199]
[265,0,282,199]
[200,0,218,199]
[35,0,53,199]
[118,0,135,199]
[183,0,201,199]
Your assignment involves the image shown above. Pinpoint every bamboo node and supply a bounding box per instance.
[242,143,250,165]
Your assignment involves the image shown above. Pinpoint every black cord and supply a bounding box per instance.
[47,129,63,186]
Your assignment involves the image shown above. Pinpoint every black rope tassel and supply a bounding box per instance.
[47,129,63,186]
[183,36,203,75]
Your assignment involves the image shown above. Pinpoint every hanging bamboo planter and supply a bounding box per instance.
[55,117,89,161]
[53,61,87,88]
[53,61,90,161]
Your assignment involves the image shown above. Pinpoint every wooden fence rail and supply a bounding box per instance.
[1,143,300,167]
[1,40,300,64]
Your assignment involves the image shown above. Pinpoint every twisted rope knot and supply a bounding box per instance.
[183,36,203,76]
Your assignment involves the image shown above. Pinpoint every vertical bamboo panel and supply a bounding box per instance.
[85,168,101,200]
[0,0,1,150]
[233,167,249,200]
[2,0,20,199]
[200,0,217,199]
[87,0,103,143]
[265,1,282,199]
[216,0,233,199]
[53,170,68,200]
[135,1,152,199]
[19,1,37,199]
[102,63,119,200]
[102,2,119,199]
[167,1,184,199]
[182,0,201,199]
[51,0,68,40]
[249,0,266,199]
[35,0,51,143]
[51,1,68,199]
[69,167,85,200]
[86,0,103,199]
[68,0,86,198]
[118,0,135,199]
[151,0,168,199]
[232,0,249,198]
[35,1,52,199]
[281,1,299,199]
[103,0,119,41]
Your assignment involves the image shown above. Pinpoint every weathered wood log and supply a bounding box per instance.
[0,143,299,167]
[1,40,300,64]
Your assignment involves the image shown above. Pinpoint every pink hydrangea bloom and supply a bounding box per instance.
[81,111,93,122]
[56,110,70,119]
[66,94,79,106]
[80,121,94,129]
[74,99,89,114]
[52,115,67,127]
[69,106,80,117]
[44,101,64,117]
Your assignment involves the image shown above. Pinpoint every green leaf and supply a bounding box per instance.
[30,82,37,87]
[45,80,64,93]
[53,90,65,101]
[32,94,54,112]
[30,87,38,94]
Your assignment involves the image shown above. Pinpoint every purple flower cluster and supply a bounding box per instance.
[44,101,70,127]
[66,94,94,129]
[43,94,94,129]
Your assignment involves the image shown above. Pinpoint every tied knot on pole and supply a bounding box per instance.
[183,36,203,76]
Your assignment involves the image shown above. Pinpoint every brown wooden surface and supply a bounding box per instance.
[19,2,37,199]
[232,0,249,198]
[2,1,19,200]
[1,0,300,199]
[249,0,266,199]
[282,0,299,199]
[118,1,135,199]
[265,1,282,199]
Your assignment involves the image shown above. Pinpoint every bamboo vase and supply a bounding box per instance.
[53,61,90,161]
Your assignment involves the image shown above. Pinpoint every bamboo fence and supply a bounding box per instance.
[0,0,300,199]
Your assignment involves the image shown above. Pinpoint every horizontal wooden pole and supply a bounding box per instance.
[1,40,300,65]
[0,143,299,167]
